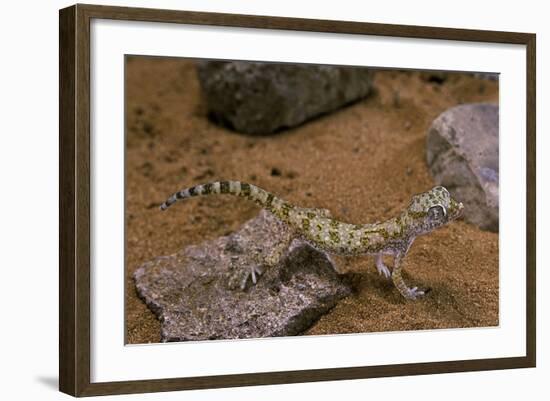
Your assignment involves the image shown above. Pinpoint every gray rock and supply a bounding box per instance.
[472,72,499,81]
[134,210,352,342]
[196,61,373,135]
[426,103,499,232]
[419,71,499,83]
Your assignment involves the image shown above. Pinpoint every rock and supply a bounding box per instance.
[472,72,499,81]
[419,71,499,83]
[196,61,373,135]
[134,210,352,342]
[420,71,448,84]
[426,103,499,232]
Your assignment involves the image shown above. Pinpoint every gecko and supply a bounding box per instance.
[160,180,464,300]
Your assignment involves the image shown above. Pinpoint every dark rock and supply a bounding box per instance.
[420,71,448,84]
[134,210,352,342]
[426,103,499,232]
[420,71,499,83]
[472,72,499,81]
[196,61,373,135]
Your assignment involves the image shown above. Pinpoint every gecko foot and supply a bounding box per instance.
[375,255,392,279]
[376,263,392,279]
[403,286,426,300]
[227,255,265,291]
[228,264,265,291]
[240,265,265,290]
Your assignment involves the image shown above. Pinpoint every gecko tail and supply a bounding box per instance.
[159,180,279,212]
[159,201,172,211]
[159,185,199,211]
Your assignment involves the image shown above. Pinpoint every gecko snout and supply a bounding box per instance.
[447,199,464,220]
[454,201,464,219]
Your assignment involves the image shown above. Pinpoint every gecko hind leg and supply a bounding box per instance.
[263,227,296,267]
[227,250,264,291]
[375,254,392,279]
[230,228,296,291]
[240,264,265,290]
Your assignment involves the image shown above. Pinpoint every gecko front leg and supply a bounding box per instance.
[391,253,426,300]
[375,254,392,279]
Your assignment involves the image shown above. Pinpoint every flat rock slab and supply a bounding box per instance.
[426,103,499,232]
[134,210,352,342]
[196,61,373,135]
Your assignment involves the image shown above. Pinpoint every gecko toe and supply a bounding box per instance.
[407,287,427,300]
[253,265,265,276]
[240,266,265,289]
[377,264,392,279]
[240,274,249,290]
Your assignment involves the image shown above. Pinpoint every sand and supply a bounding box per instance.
[125,57,499,344]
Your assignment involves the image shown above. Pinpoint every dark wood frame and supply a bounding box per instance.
[59,3,536,397]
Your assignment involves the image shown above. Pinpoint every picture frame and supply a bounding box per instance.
[59,3,536,397]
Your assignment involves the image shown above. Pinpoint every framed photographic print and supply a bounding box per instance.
[59,3,536,397]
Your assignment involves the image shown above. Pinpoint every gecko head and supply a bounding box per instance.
[405,186,464,234]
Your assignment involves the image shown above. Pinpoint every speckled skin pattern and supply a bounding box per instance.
[161,181,464,300]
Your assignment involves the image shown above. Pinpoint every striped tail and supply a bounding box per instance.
[160,180,289,217]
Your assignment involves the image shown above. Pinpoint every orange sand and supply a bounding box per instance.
[125,57,498,344]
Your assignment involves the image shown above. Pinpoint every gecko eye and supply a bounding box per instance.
[428,205,446,221]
